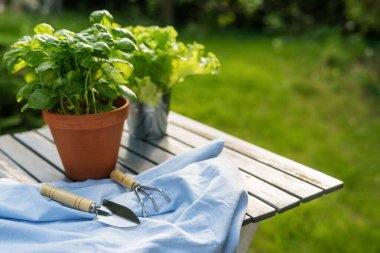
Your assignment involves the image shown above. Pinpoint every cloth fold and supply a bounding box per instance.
[0,139,248,253]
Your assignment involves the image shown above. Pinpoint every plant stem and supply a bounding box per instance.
[66,96,78,114]
[91,88,97,114]
[74,55,80,71]
[84,69,91,114]
[60,97,66,114]
[76,100,81,114]
[88,70,97,114]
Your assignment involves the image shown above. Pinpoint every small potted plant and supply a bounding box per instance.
[124,26,220,139]
[3,10,137,180]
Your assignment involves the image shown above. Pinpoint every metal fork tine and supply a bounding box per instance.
[139,188,160,212]
[142,186,171,202]
[134,187,147,218]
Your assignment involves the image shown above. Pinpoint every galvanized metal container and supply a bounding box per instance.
[127,93,171,140]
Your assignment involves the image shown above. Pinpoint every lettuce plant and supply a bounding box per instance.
[2,10,137,114]
[125,26,220,107]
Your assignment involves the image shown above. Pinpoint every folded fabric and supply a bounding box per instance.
[0,139,248,253]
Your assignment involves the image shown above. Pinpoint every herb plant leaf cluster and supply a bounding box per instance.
[3,10,137,114]
[125,26,220,107]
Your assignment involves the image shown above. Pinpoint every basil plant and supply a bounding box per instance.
[3,10,137,114]
[124,26,220,107]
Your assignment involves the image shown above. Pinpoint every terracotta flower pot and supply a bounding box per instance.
[42,97,129,181]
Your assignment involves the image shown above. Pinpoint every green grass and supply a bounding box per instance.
[172,31,380,252]
[0,11,379,252]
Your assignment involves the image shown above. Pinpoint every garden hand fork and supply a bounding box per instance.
[110,170,170,217]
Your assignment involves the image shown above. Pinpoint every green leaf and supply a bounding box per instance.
[34,34,57,43]
[89,10,114,26]
[95,81,118,100]
[94,23,108,33]
[114,38,137,52]
[64,81,84,96]
[67,70,82,82]
[16,84,33,102]
[12,36,33,49]
[74,33,89,43]
[40,69,57,85]
[3,48,24,62]
[119,85,137,102]
[94,101,116,113]
[11,59,28,73]
[92,41,110,55]
[3,48,25,72]
[54,29,75,41]
[112,59,134,79]
[24,71,40,85]
[53,77,64,89]
[74,42,94,53]
[135,77,161,106]
[29,38,43,49]
[24,51,47,67]
[111,28,136,43]
[80,56,99,68]
[21,103,29,112]
[100,63,128,84]
[97,32,114,46]
[4,56,26,73]
[35,60,56,73]
[28,89,54,109]
[34,23,54,35]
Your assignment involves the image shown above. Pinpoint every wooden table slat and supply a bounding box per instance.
[121,132,173,164]
[223,149,323,202]
[169,112,343,192]
[147,129,302,212]
[0,135,65,182]
[243,215,253,226]
[117,146,156,174]
[14,131,64,171]
[246,195,277,222]
[0,111,344,229]
[122,127,284,219]
[0,150,37,183]
[243,173,300,212]
[166,123,323,202]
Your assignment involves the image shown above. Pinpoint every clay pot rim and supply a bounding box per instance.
[43,97,129,130]
[42,97,129,119]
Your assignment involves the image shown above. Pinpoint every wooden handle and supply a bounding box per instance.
[40,184,95,213]
[110,170,136,189]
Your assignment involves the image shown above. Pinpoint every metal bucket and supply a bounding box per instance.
[127,93,171,140]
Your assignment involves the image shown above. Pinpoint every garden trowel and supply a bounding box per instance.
[40,184,140,228]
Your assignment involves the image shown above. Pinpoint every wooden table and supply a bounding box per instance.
[0,112,343,252]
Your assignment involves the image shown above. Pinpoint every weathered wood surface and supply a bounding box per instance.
[169,112,344,193]
[0,112,343,225]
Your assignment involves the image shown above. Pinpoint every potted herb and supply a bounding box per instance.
[124,26,220,139]
[2,10,137,180]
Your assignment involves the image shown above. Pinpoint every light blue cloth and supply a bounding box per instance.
[0,140,248,253]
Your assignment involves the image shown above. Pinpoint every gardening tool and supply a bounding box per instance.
[110,170,171,217]
[40,184,140,227]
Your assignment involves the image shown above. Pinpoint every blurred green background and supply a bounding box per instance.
[0,1,379,252]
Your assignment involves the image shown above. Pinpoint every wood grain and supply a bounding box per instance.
[0,111,344,226]
[169,112,343,192]
[166,124,322,202]
[14,131,64,171]
[0,135,65,182]
[41,184,94,212]
[0,150,37,183]
[110,170,136,189]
